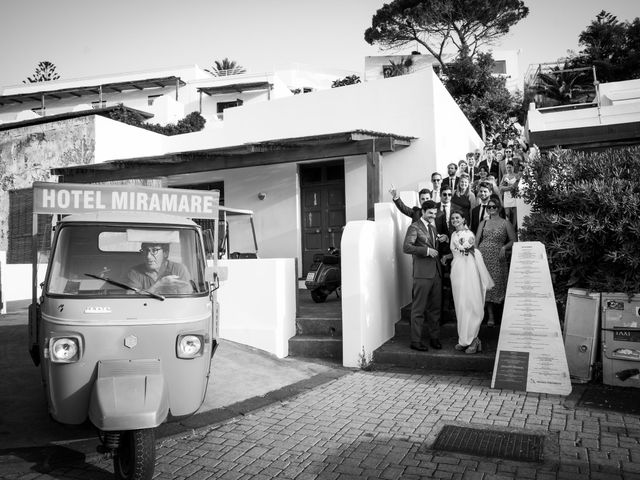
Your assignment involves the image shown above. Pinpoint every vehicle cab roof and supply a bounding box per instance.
[58,211,199,227]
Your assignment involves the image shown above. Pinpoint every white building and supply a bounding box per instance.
[526,78,640,149]
[0,63,483,358]
[365,50,522,92]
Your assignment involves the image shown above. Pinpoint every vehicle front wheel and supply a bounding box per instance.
[114,429,156,480]
[311,290,327,303]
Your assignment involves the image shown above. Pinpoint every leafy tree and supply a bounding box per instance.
[205,58,246,76]
[364,0,529,73]
[443,52,519,137]
[331,75,362,88]
[23,60,60,83]
[571,11,640,82]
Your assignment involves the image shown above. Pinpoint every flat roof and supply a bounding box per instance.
[0,76,185,107]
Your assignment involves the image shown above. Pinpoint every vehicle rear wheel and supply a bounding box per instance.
[114,429,156,480]
[311,290,327,303]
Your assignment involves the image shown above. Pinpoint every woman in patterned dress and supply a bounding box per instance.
[475,195,516,326]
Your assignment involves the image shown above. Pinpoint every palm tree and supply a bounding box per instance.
[205,58,246,76]
[24,60,60,83]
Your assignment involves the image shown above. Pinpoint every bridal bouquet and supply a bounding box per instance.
[454,229,475,256]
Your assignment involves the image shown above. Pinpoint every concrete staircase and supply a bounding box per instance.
[288,289,342,361]
[373,304,500,372]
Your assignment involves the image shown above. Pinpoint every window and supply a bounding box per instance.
[148,94,162,106]
[216,99,243,119]
[172,182,224,254]
[492,60,507,75]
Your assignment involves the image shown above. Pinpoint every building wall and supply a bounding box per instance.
[94,115,166,163]
[0,116,95,249]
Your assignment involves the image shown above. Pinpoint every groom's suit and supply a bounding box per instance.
[403,219,442,346]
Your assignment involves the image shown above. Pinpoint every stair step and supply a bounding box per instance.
[296,317,342,336]
[374,322,501,372]
[288,335,343,360]
[394,319,501,341]
[374,336,496,372]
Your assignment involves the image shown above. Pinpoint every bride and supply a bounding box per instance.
[442,212,494,354]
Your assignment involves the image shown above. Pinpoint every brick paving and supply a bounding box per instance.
[2,370,640,479]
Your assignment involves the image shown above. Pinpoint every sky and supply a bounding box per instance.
[0,0,638,88]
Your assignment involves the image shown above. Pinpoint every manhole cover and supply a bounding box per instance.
[433,425,544,462]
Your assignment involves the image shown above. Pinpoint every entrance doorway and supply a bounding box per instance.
[300,161,346,276]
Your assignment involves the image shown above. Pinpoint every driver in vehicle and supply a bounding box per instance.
[127,242,193,294]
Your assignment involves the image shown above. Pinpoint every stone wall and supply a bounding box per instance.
[0,117,96,250]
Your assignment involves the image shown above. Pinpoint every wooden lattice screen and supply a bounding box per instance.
[8,188,52,264]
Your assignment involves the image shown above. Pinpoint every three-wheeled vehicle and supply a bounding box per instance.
[28,182,225,480]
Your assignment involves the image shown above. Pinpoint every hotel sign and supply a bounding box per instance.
[33,182,220,219]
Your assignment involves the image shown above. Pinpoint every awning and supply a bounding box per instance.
[197,81,272,96]
[52,130,414,183]
[0,106,154,131]
[0,76,185,107]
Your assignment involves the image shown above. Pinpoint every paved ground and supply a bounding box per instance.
[2,297,640,480]
[2,366,640,479]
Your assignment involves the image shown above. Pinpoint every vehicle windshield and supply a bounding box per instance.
[46,224,207,297]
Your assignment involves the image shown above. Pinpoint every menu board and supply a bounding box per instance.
[491,242,572,395]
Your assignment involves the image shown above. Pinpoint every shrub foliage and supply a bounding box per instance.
[520,147,640,304]
[107,104,206,136]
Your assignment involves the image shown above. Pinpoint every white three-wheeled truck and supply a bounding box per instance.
[28,182,225,480]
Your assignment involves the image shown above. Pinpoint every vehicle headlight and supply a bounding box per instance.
[50,337,80,363]
[177,334,204,359]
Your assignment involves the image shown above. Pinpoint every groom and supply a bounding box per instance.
[402,200,443,351]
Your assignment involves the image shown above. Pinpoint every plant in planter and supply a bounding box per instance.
[518,146,640,318]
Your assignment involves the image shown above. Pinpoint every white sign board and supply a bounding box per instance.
[32,182,219,219]
[491,242,572,395]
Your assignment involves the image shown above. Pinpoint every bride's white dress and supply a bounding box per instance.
[450,229,495,346]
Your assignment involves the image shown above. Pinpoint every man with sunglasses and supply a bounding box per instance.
[127,242,192,294]
[430,172,443,203]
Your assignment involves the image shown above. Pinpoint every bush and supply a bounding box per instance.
[107,104,206,136]
[519,146,640,312]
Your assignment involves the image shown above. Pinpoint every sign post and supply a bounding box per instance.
[491,242,572,395]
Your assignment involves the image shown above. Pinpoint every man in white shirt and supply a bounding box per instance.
[471,183,492,235]
[430,172,442,203]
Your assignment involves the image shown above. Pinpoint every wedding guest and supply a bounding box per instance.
[499,161,519,228]
[475,196,516,327]
[389,186,431,222]
[431,172,443,203]
[470,182,492,235]
[441,212,494,354]
[442,163,458,192]
[451,173,476,226]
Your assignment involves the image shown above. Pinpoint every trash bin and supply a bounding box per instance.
[563,288,600,383]
[601,293,640,388]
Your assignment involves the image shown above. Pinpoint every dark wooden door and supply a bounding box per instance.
[300,161,346,275]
